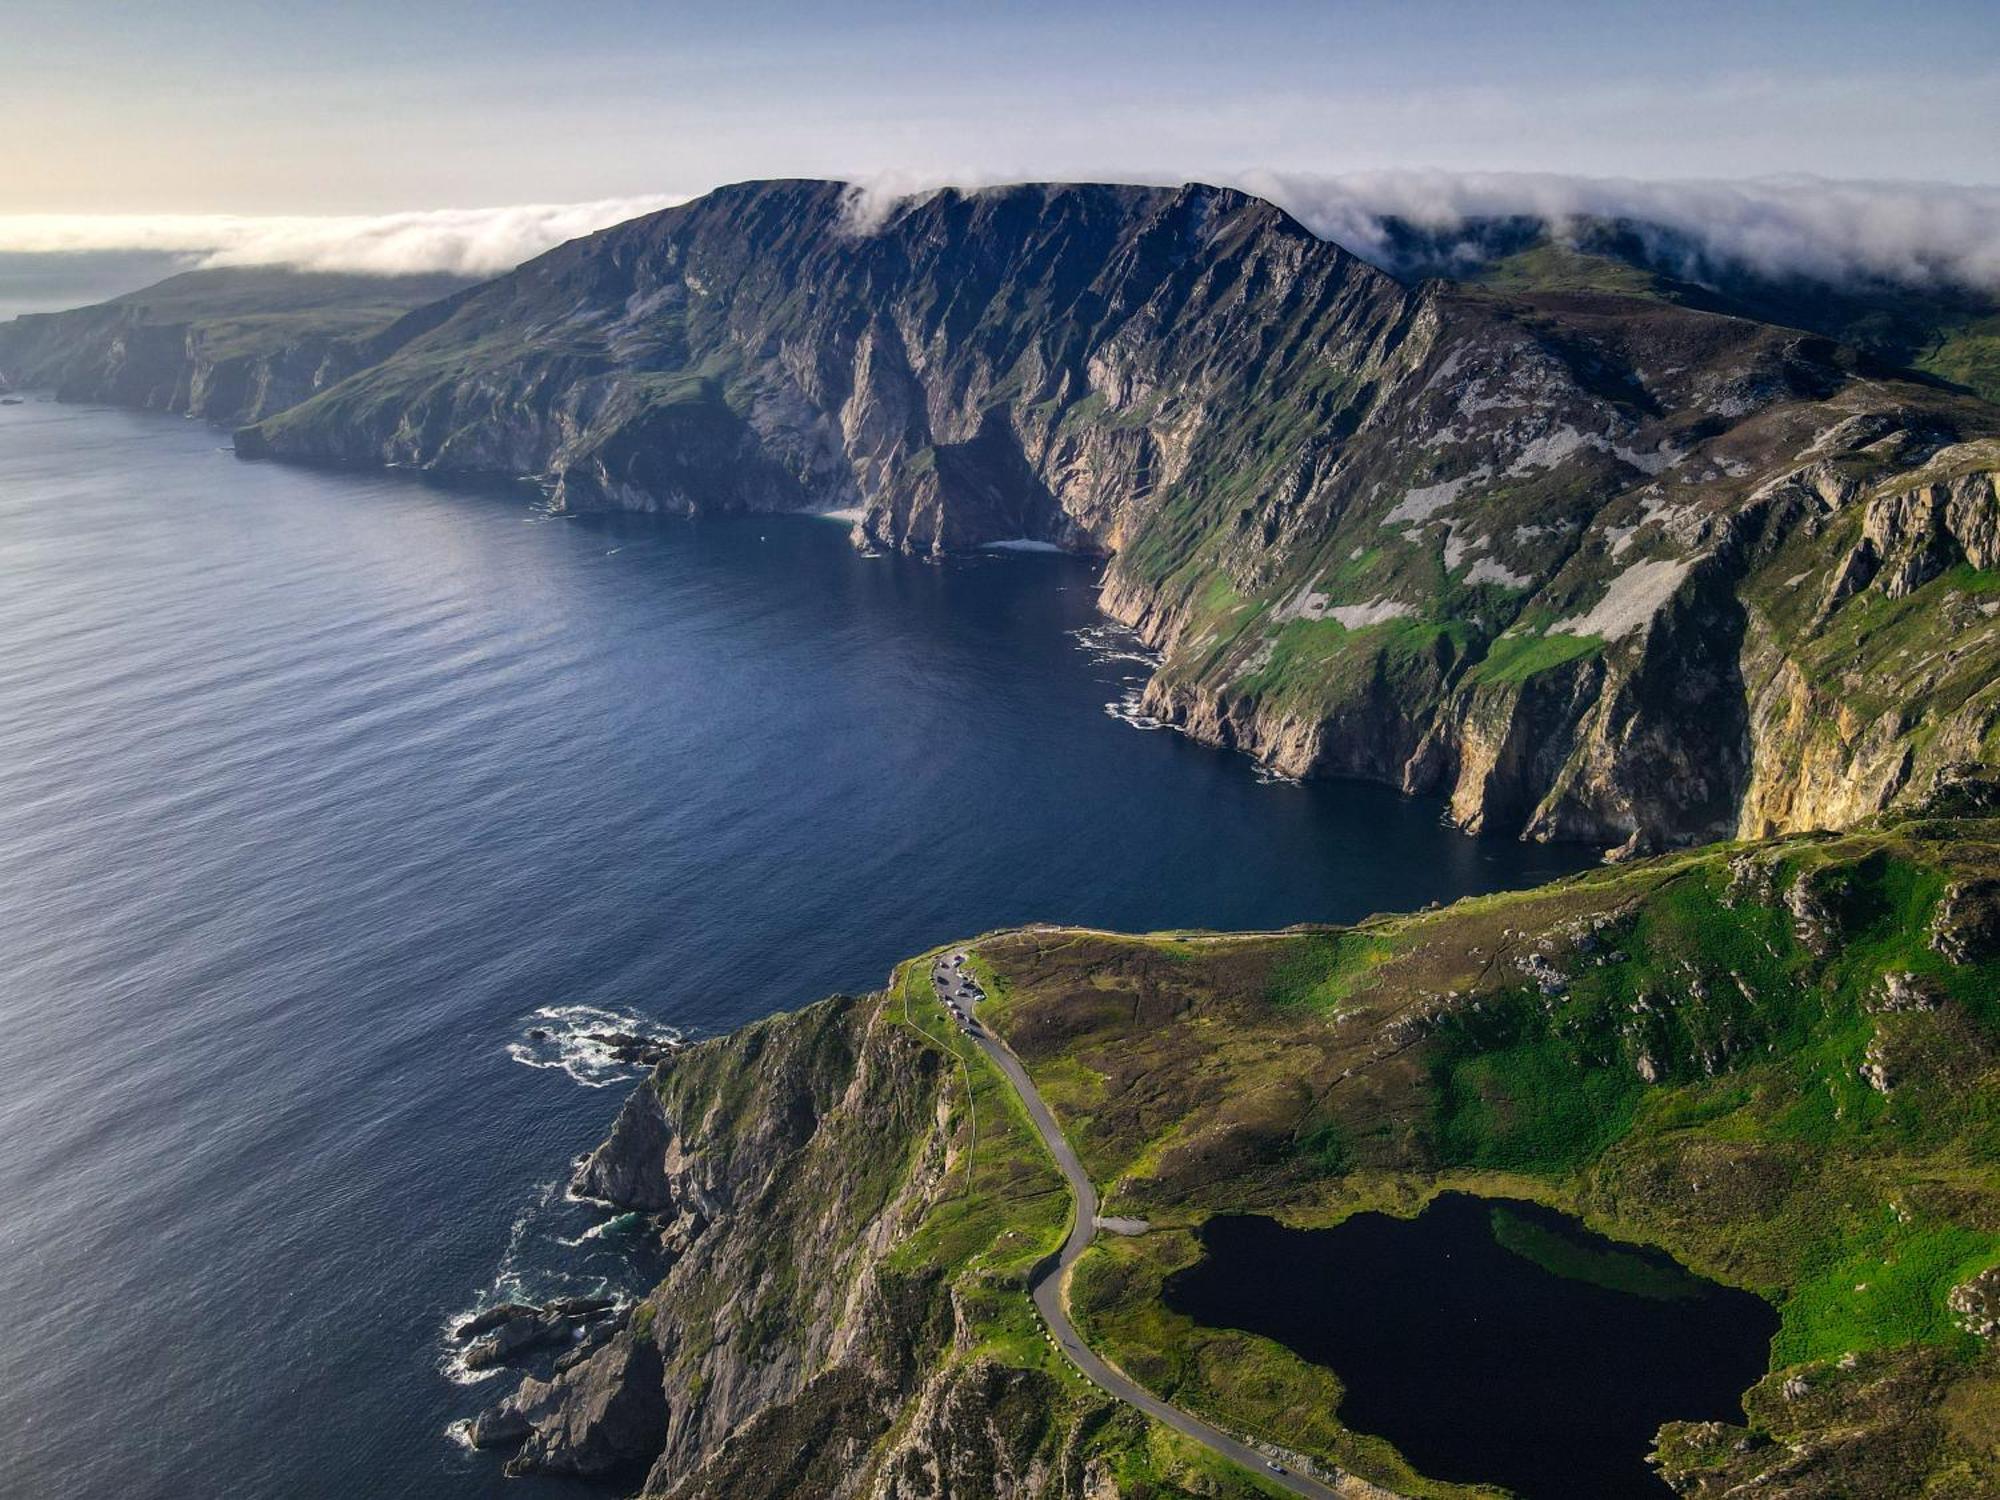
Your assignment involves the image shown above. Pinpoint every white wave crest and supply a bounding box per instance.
[505,1004,684,1088]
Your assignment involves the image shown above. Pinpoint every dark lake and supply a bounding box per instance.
[1163,1194,1777,1498]
[0,399,1594,1498]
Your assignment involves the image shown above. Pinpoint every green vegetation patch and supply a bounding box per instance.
[973,814,2000,1497]
[1266,930,1399,1012]
[1489,1205,1710,1300]
[1466,628,1604,686]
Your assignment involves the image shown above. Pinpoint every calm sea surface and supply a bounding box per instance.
[0,399,1592,1498]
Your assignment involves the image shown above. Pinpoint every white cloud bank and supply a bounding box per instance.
[0,196,685,278]
[4,174,1999,292]
[1245,171,2000,290]
[846,169,2000,292]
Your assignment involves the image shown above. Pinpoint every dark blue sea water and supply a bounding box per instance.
[0,399,1592,1499]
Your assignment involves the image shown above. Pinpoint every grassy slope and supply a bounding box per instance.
[872,959,1297,1498]
[940,811,2000,1496]
[99,266,477,354]
[1468,238,2000,407]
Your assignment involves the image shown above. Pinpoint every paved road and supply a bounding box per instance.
[928,955,1350,1500]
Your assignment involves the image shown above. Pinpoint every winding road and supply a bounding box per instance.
[929,955,1354,1500]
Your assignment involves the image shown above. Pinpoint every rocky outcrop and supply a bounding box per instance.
[454,1296,618,1370]
[1737,448,2000,840]
[474,993,979,1493]
[504,1326,669,1477]
[472,983,1175,1498]
[571,1076,678,1210]
[1950,1266,2000,1341]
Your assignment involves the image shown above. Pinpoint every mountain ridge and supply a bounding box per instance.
[6,179,1999,852]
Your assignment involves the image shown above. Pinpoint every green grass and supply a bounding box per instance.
[1468,241,1675,300]
[971,816,2000,1496]
[1466,629,1605,686]
[1266,930,1398,1012]
[1489,1206,1710,1300]
[1776,1213,2000,1365]
[1433,1028,1645,1172]
[1918,315,2000,405]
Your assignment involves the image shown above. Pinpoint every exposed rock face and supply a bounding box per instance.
[1656,1347,2000,1498]
[17,184,2000,847]
[221,180,2000,847]
[571,1076,678,1210]
[487,996,942,1491]
[1950,1266,2000,1341]
[1932,875,2000,963]
[455,1296,618,1370]
[504,1327,668,1477]
[481,987,1164,1498]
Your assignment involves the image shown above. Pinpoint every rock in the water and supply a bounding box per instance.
[456,1302,539,1342]
[583,1029,677,1066]
[464,1312,575,1371]
[468,1402,530,1449]
[547,1294,617,1320]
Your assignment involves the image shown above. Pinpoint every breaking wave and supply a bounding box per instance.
[1069,623,1162,671]
[505,1004,684,1088]
[438,1179,651,1387]
[1104,684,1165,731]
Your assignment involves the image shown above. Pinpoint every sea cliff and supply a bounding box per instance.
[9,184,2000,849]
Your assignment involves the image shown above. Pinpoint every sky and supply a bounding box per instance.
[0,0,1996,311]
[4,0,1995,214]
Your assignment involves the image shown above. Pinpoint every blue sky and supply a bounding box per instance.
[2,0,1996,213]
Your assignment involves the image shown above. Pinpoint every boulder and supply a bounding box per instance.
[468,1402,530,1449]
[456,1302,538,1342]
[464,1312,574,1370]
[1949,1265,2000,1340]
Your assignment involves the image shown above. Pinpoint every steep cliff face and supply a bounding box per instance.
[223,180,2000,848]
[0,267,475,425]
[1098,300,2000,853]
[238,178,1420,553]
[477,988,1182,1498]
[17,183,1998,848]
[1737,445,2000,836]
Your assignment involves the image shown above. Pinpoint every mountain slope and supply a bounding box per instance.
[0,265,477,425]
[227,180,2000,851]
[1373,214,2000,407]
[9,181,1999,851]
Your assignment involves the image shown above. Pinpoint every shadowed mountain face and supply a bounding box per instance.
[0,265,477,425]
[1368,213,2000,406]
[8,180,2000,850]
